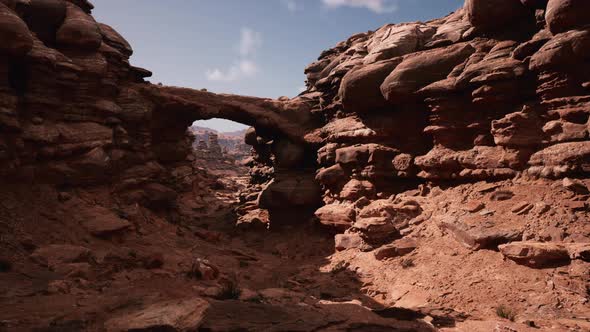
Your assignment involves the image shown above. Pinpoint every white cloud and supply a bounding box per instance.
[206,60,258,82]
[239,28,262,56]
[321,0,398,13]
[298,86,307,93]
[206,28,262,82]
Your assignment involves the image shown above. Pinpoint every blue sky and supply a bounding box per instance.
[93,0,463,132]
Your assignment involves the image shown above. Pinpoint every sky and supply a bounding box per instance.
[93,0,463,132]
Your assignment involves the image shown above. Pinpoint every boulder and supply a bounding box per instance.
[546,0,590,34]
[56,3,102,50]
[364,23,431,64]
[530,28,590,71]
[567,243,590,262]
[339,179,376,201]
[335,233,365,251]
[440,218,523,250]
[142,183,178,209]
[562,177,589,194]
[335,144,398,169]
[314,204,356,231]
[31,244,93,267]
[339,58,401,113]
[258,175,322,210]
[98,22,132,56]
[315,164,346,189]
[380,43,475,104]
[0,2,33,56]
[465,0,529,32]
[499,242,571,267]
[354,198,422,243]
[105,298,209,332]
[236,208,270,229]
[80,206,132,237]
[374,238,418,260]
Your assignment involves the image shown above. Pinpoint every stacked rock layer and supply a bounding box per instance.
[304,0,590,234]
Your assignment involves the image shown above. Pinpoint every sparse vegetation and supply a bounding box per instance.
[330,261,349,274]
[496,305,516,322]
[400,258,415,269]
[187,260,203,279]
[216,275,242,300]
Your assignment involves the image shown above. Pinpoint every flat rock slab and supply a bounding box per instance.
[80,206,131,237]
[440,218,522,251]
[105,298,209,332]
[499,242,571,268]
[374,238,418,260]
[30,244,93,267]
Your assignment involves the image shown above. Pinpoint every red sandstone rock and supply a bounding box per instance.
[465,0,529,32]
[546,0,590,34]
[105,298,209,332]
[339,58,401,113]
[0,2,33,56]
[314,204,356,231]
[31,244,93,267]
[1,0,590,329]
[380,43,475,104]
[374,238,418,260]
[56,3,102,50]
[499,242,571,267]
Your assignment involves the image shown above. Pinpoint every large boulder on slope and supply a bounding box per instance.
[546,0,590,34]
[0,2,33,56]
[314,204,356,231]
[499,242,571,268]
[465,0,529,32]
[258,175,322,210]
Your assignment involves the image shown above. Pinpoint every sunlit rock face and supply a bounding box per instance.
[303,0,590,218]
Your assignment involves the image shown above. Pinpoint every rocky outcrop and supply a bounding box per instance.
[1,0,590,330]
[0,0,324,223]
[302,0,590,209]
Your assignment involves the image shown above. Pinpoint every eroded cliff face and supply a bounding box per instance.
[0,0,589,330]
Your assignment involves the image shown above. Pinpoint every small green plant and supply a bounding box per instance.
[216,275,241,300]
[496,305,516,322]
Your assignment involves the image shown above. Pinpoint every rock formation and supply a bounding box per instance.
[0,0,589,330]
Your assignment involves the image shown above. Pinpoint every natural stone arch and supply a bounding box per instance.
[141,85,318,144]
[140,85,324,222]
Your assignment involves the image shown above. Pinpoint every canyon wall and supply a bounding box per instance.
[303,0,590,238]
[0,0,590,329]
[0,0,322,221]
